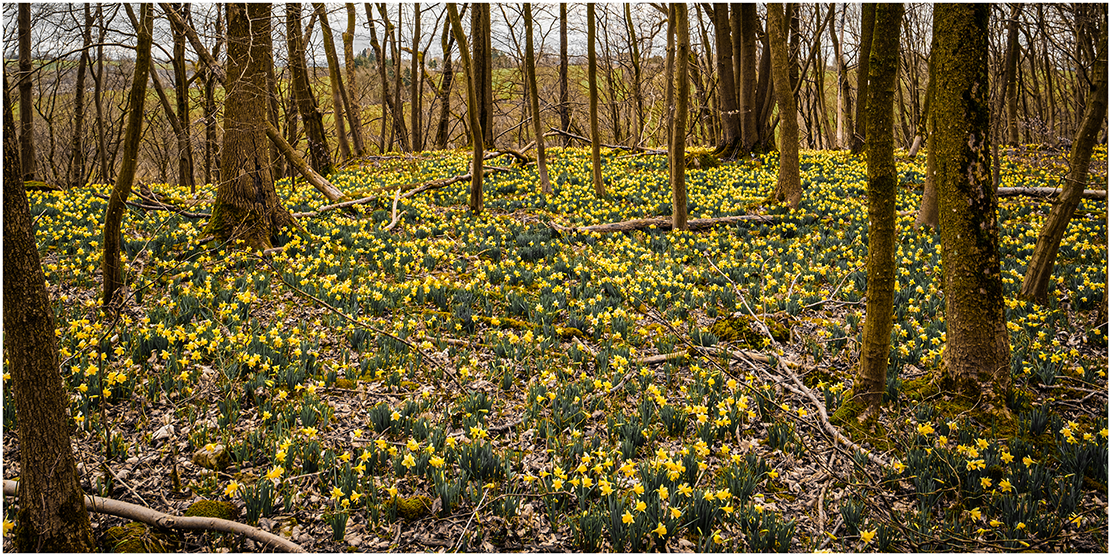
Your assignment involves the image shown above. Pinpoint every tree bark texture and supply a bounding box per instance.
[447,3,483,214]
[737,4,759,151]
[671,4,690,231]
[472,4,494,148]
[18,3,35,180]
[287,3,334,175]
[933,4,1011,408]
[67,4,93,189]
[434,16,455,150]
[5,71,96,555]
[208,3,298,251]
[1020,14,1107,304]
[1002,3,1023,146]
[101,4,153,310]
[587,4,605,198]
[855,3,903,415]
[766,3,802,209]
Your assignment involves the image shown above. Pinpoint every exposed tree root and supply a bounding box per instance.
[2,480,304,553]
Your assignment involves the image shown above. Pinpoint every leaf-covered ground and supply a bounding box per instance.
[4,146,1108,552]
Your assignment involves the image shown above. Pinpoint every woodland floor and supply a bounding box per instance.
[3,145,1108,553]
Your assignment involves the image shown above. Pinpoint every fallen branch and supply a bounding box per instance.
[997,186,1106,200]
[2,480,304,552]
[265,121,348,204]
[547,127,665,154]
[383,187,402,232]
[551,214,773,235]
[291,195,381,218]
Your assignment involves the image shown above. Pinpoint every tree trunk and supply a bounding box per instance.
[18,3,35,180]
[472,4,494,148]
[855,3,903,417]
[203,7,223,185]
[559,4,570,146]
[170,3,195,191]
[4,71,96,555]
[737,4,759,152]
[1002,3,1023,146]
[588,4,605,198]
[914,47,939,230]
[524,3,552,196]
[1020,15,1107,304]
[208,3,298,251]
[342,3,366,156]
[933,4,1011,410]
[67,4,93,189]
[766,3,802,209]
[94,4,110,183]
[712,3,741,157]
[664,6,677,152]
[409,3,422,152]
[101,3,153,310]
[365,3,391,153]
[314,3,352,160]
[624,4,644,147]
[447,3,483,214]
[434,16,455,150]
[671,3,690,232]
[287,3,334,176]
[851,3,875,154]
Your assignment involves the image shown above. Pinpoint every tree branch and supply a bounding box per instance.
[2,480,304,552]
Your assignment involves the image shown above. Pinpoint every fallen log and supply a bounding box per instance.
[551,214,774,235]
[997,186,1106,200]
[2,479,304,552]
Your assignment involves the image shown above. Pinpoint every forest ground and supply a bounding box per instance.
[3,145,1108,552]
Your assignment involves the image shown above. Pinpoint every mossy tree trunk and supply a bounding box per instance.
[101,3,153,311]
[850,3,875,155]
[5,71,95,555]
[854,3,903,416]
[765,3,801,209]
[933,4,1011,410]
[447,3,483,214]
[207,3,298,251]
[671,3,690,232]
[524,3,552,197]
[587,3,605,198]
[287,3,334,176]
[1020,13,1107,304]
